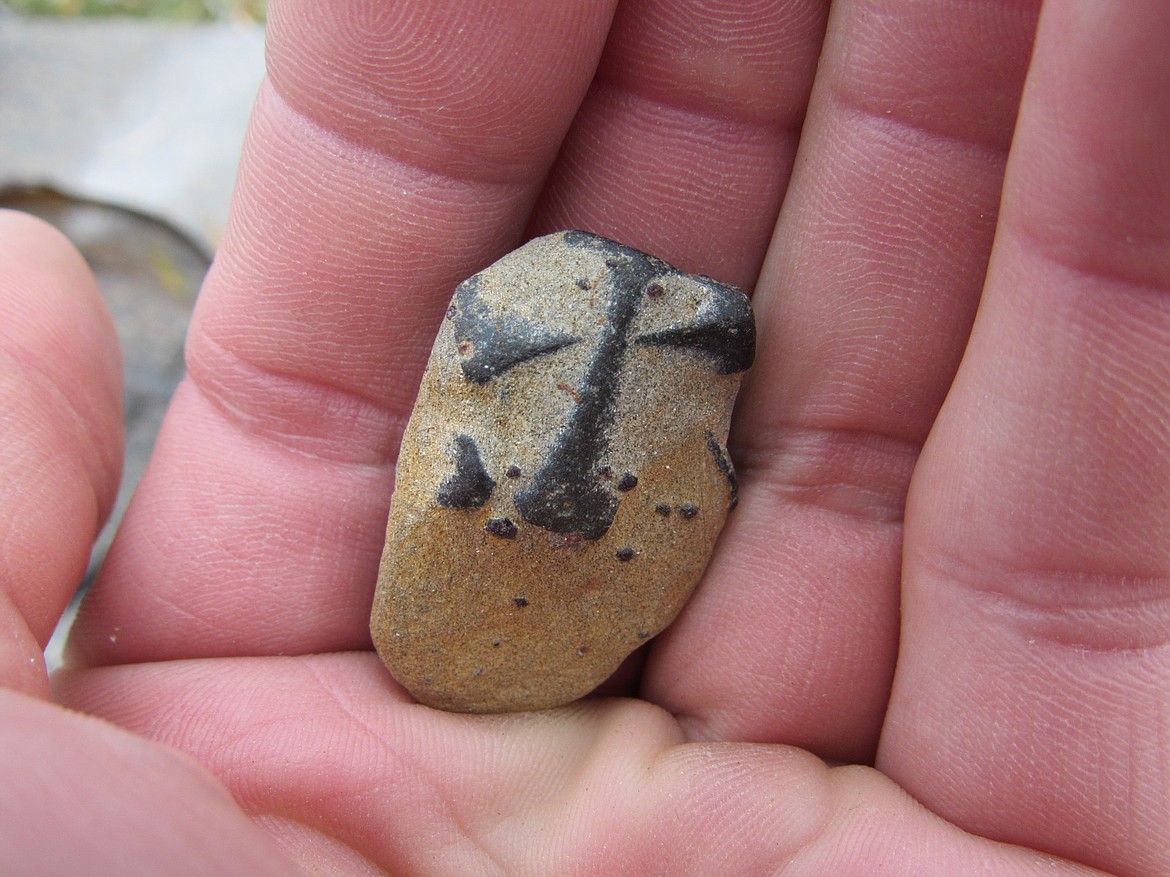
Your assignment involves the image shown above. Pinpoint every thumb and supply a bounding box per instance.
[0,210,123,695]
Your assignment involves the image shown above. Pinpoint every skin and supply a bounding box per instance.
[1,0,1167,873]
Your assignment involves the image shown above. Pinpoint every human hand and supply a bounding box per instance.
[3,1,1168,873]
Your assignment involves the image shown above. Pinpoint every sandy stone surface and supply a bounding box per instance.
[371,231,754,712]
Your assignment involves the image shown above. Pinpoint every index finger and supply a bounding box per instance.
[69,0,622,665]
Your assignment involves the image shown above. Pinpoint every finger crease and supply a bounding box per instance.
[188,333,409,468]
[731,424,920,526]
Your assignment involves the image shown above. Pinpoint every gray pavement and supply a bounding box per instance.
[1,16,264,248]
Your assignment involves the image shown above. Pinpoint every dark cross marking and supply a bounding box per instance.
[451,231,754,540]
[513,238,656,539]
[635,295,756,374]
[452,276,579,384]
[485,517,518,539]
[436,434,495,509]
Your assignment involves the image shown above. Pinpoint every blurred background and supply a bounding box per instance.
[1,0,267,664]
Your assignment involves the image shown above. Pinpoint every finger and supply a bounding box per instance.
[0,211,122,695]
[58,654,1106,876]
[524,0,828,703]
[644,0,1040,758]
[0,690,292,875]
[528,0,828,290]
[68,0,621,666]
[881,3,1170,874]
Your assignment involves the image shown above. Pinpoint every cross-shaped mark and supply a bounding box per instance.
[438,231,754,541]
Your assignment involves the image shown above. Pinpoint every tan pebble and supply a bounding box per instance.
[371,230,754,712]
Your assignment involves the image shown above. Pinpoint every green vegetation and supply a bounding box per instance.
[2,0,264,21]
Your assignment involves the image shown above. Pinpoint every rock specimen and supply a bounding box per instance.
[371,230,755,712]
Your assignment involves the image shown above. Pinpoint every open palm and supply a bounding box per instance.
[3,1,1168,874]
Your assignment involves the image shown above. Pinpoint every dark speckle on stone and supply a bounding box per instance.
[576,277,591,290]
[445,304,457,320]
[513,597,529,608]
[636,630,650,639]
[679,503,699,519]
[616,473,638,492]
[485,517,519,539]
[576,646,590,657]
[506,465,522,479]
[646,282,665,299]
[596,465,613,479]
[655,503,672,517]
[616,547,635,562]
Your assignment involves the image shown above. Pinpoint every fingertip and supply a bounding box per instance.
[0,209,123,475]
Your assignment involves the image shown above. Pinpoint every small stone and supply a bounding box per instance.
[370,230,755,712]
[616,473,638,492]
[484,517,518,539]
